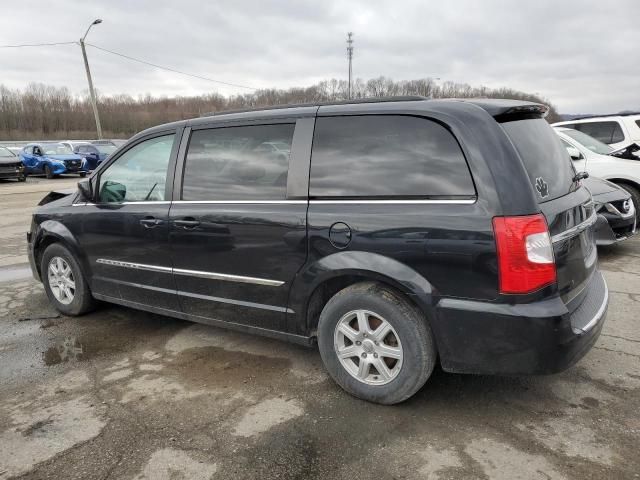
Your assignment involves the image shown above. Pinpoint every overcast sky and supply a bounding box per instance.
[1,0,638,114]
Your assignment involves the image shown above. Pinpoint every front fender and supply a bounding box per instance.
[33,220,91,280]
[46,160,66,175]
[288,251,435,332]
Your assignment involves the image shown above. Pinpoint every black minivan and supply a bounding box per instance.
[27,97,608,404]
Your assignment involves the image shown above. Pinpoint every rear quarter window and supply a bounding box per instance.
[501,119,576,203]
[576,121,625,144]
[309,115,475,198]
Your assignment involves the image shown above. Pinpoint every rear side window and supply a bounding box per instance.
[182,124,294,201]
[501,119,575,203]
[310,115,474,198]
[575,121,624,144]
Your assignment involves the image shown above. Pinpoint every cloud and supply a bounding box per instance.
[0,0,637,113]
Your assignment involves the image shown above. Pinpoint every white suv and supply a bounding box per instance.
[552,114,640,150]
[555,127,640,221]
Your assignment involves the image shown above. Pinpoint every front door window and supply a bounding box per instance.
[98,134,175,203]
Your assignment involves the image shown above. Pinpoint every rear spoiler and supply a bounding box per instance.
[459,99,549,122]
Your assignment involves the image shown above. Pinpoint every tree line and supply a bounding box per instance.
[0,78,561,140]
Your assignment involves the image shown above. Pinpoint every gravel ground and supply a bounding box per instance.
[0,176,638,479]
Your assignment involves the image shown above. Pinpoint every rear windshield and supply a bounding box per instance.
[501,119,575,203]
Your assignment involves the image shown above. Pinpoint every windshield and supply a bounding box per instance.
[561,129,613,155]
[41,143,73,155]
[501,119,576,203]
[0,146,15,157]
[96,145,117,155]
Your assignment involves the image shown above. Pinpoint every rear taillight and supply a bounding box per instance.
[492,214,556,294]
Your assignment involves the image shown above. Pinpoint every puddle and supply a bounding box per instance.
[43,337,85,366]
[0,264,33,283]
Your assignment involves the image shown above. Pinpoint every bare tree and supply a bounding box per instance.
[0,78,561,140]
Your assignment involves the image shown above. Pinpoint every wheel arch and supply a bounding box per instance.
[289,251,436,337]
[33,220,90,281]
[605,177,640,192]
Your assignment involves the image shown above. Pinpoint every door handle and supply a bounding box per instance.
[173,217,201,229]
[140,217,164,228]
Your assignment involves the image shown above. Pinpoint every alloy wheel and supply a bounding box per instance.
[333,309,403,385]
[47,256,75,305]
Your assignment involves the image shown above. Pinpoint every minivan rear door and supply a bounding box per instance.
[168,117,313,334]
[500,118,597,303]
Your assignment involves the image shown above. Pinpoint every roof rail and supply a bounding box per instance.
[200,95,428,117]
[572,111,640,120]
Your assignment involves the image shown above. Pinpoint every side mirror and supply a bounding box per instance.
[100,180,127,203]
[567,146,583,160]
[78,178,93,202]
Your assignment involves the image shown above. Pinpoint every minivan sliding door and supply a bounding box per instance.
[168,119,310,332]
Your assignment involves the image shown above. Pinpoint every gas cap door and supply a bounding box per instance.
[329,222,352,249]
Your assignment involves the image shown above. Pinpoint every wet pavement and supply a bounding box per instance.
[0,177,639,479]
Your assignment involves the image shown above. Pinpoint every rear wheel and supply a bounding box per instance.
[616,183,640,223]
[317,282,436,404]
[41,243,95,316]
[44,164,54,179]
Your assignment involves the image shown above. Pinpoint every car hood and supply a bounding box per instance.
[0,157,21,165]
[584,176,629,204]
[45,154,84,161]
[609,143,640,161]
[38,188,77,206]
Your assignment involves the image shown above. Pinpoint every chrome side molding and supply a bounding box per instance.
[96,259,284,287]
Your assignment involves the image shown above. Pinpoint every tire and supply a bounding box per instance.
[616,183,640,223]
[79,172,87,178]
[41,243,95,316]
[317,282,436,405]
[44,164,54,179]
[18,176,26,182]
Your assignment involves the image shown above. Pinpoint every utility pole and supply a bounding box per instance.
[347,32,354,99]
[80,19,103,139]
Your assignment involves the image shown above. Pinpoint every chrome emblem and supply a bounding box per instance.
[535,177,549,198]
[622,199,631,213]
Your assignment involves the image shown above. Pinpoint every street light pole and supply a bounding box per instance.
[80,19,103,139]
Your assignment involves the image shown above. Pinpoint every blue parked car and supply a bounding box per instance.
[73,143,117,171]
[20,143,87,178]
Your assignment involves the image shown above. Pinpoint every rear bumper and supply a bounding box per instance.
[433,270,608,375]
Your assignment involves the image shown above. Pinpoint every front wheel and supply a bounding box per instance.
[617,183,640,223]
[79,172,87,178]
[41,243,95,316]
[44,164,54,179]
[317,282,436,404]
[17,176,26,182]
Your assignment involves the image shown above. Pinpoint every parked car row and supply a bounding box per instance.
[552,125,638,244]
[0,140,122,180]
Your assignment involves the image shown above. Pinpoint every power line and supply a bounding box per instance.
[86,43,258,91]
[0,41,76,49]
